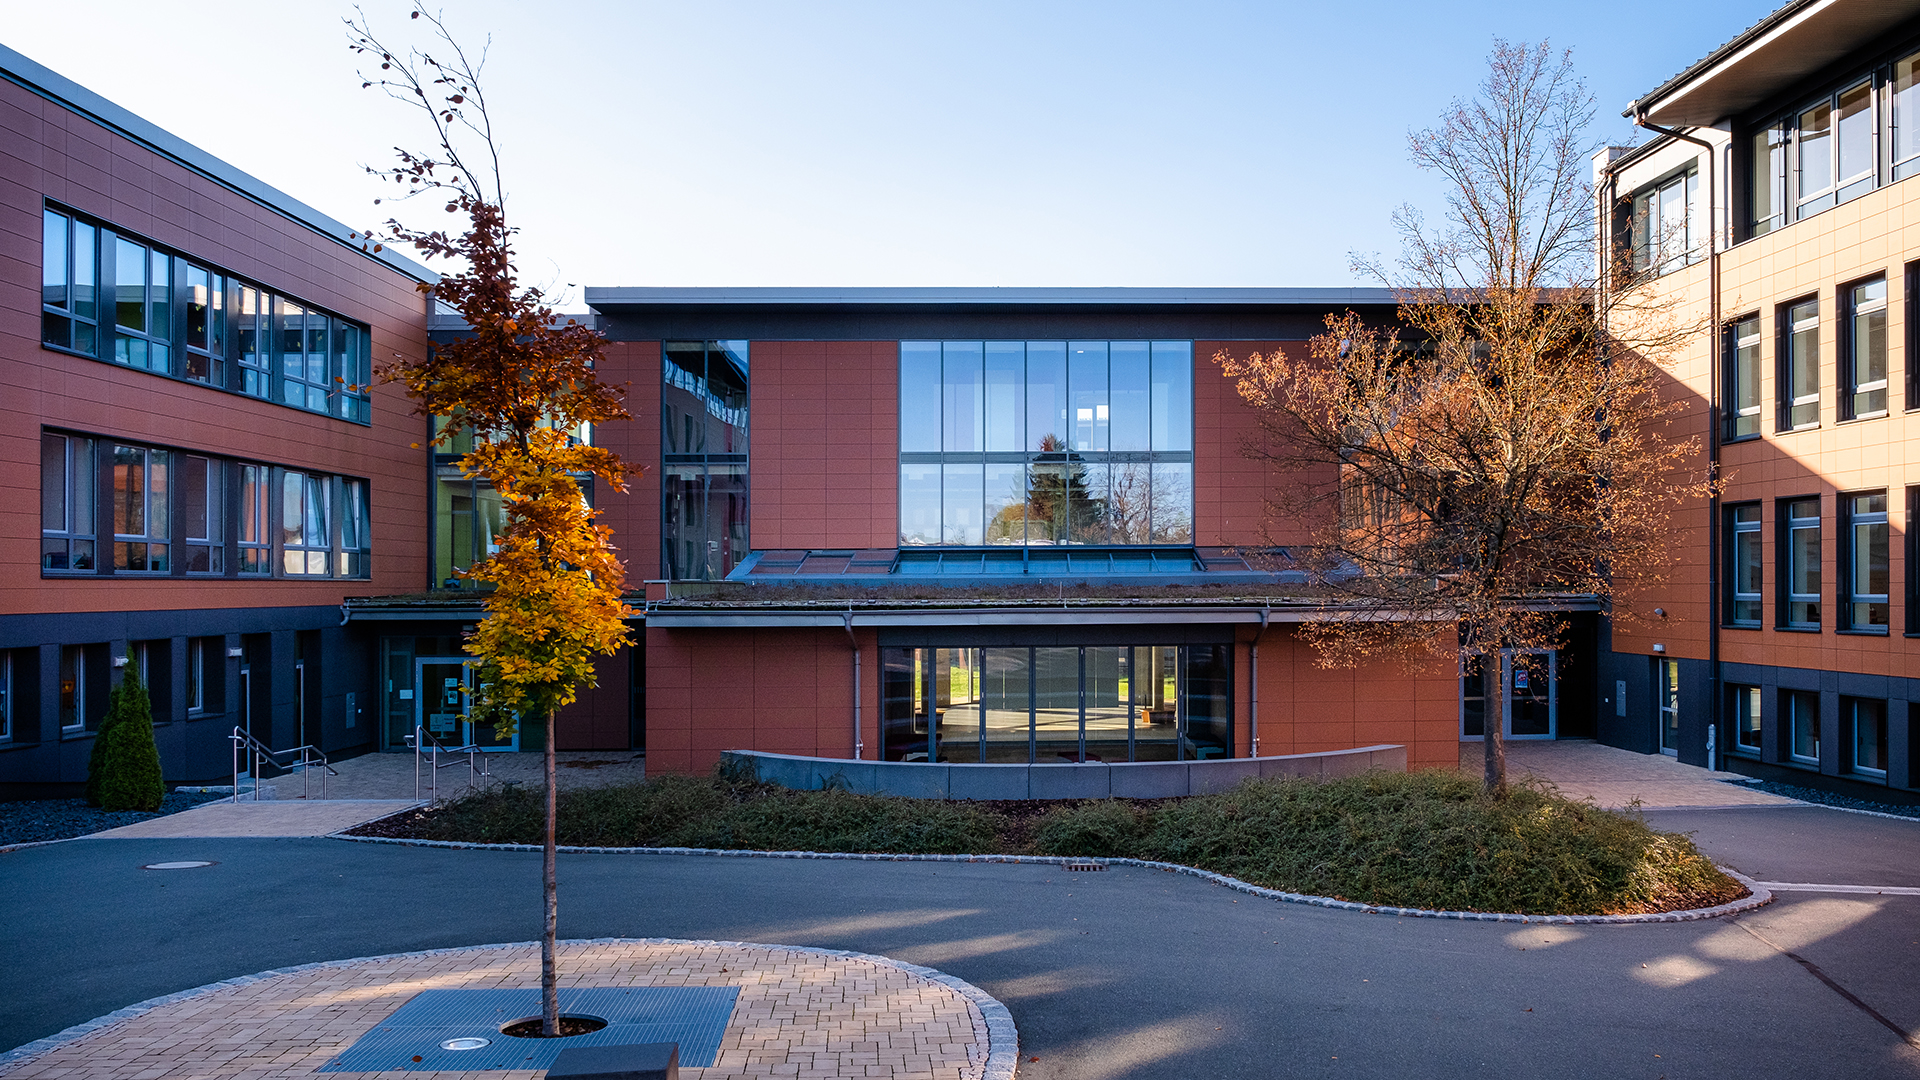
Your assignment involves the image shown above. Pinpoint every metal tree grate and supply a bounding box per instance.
[322,986,739,1072]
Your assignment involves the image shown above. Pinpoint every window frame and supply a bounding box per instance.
[1726,502,1763,626]
[1726,683,1762,755]
[40,208,99,356]
[41,432,97,574]
[1840,276,1889,420]
[1785,688,1822,766]
[0,652,11,744]
[59,645,85,733]
[1779,495,1822,630]
[1841,490,1891,633]
[1630,165,1703,277]
[110,443,171,575]
[1778,297,1821,431]
[1846,696,1889,778]
[1724,315,1763,440]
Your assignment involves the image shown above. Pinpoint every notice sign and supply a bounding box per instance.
[430,713,457,734]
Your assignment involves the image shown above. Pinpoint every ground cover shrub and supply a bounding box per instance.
[358,768,1742,915]
[89,672,165,813]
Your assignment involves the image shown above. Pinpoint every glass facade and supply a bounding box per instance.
[900,340,1192,546]
[662,341,749,580]
[880,643,1229,762]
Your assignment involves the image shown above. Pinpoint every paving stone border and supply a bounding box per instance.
[330,830,1774,924]
[0,937,1017,1080]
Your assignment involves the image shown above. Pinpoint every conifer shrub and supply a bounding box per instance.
[93,670,165,813]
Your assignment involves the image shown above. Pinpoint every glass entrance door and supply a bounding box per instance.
[1657,659,1680,756]
[414,658,519,751]
[1461,650,1557,740]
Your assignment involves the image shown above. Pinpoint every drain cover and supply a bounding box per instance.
[324,987,738,1072]
[142,861,215,870]
[1062,861,1106,871]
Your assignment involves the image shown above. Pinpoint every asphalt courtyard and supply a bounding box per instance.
[1,814,1916,1077]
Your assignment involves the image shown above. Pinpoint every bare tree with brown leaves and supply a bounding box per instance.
[1220,40,1707,796]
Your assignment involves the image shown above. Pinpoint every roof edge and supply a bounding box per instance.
[584,286,1402,307]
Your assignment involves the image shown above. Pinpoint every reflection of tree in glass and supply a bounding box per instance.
[1150,465,1193,543]
[1108,463,1152,544]
[1025,434,1102,543]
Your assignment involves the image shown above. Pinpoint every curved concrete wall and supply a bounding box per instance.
[722,744,1407,800]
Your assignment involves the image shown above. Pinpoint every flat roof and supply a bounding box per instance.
[0,41,436,284]
[1629,0,1920,127]
[586,286,1400,308]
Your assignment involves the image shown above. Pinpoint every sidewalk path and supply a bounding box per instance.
[1459,739,1802,809]
[257,750,648,801]
[86,800,421,838]
[0,939,1002,1080]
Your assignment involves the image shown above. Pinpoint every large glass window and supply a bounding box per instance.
[880,642,1228,763]
[1751,123,1788,237]
[1843,278,1888,419]
[1727,503,1762,626]
[1726,316,1761,439]
[112,444,170,573]
[178,455,222,574]
[1631,168,1700,276]
[0,652,10,743]
[1782,497,1821,629]
[240,464,272,574]
[1843,491,1889,631]
[339,478,372,578]
[1849,697,1887,777]
[59,645,84,732]
[40,205,373,423]
[661,341,749,580]
[41,432,96,572]
[281,470,331,576]
[900,340,1192,546]
[1781,299,1819,430]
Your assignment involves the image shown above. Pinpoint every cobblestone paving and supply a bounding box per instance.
[0,941,990,1080]
[1460,739,1801,809]
[83,800,423,839]
[278,750,650,802]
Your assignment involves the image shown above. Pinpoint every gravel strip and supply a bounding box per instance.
[1721,778,1920,821]
[0,791,226,849]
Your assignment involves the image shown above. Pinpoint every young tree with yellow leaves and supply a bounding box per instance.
[348,4,632,1035]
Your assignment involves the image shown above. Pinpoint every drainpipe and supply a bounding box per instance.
[1631,110,1722,769]
[1249,606,1271,758]
[843,611,862,761]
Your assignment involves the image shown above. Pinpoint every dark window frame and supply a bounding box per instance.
[1845,695,1889,778]
[1724,314,1763,440]
[1726,682,1763,755]
[1778,495,1822,630]
[1840,489,1891,633]
[1778,296,1821,431]
[1839,275,1890,421]
[1726,501,1763,627]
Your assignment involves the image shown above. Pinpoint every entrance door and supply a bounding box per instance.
[1657,659,1680,756]
[413,659,519,751]
[1460,650,1557,740]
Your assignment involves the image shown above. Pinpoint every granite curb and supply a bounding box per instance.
[329,830,1775,924]
[0,937,1018,1080]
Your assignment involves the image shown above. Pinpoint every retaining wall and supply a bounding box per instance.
[722,744,1408,800]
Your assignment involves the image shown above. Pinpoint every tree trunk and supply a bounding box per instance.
[1482,655,1508,799]
[541,707,559,1036]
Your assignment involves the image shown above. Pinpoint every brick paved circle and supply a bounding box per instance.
[0,938,1015,1080]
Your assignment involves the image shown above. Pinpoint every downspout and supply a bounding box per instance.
[1249,606,1271,758]
[843,611,862,760]
[1631,110,1722,769]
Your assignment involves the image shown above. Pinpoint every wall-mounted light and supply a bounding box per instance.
[111,653,129,668]
[1653,643,1667,653]
[227,647,244,658]
[1653,607,1667,618]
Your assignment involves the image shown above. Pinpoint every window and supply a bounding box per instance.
[0,653,10,742]
[1843,492,1890,631]
[1781,497,1821,629]
[40,205,373,424]
[182,263,224,385]
[1786,689,1820,765]
[41,433,96,572]
[1910,487,1920,636]
[41,209,98,354]
[900,340,1193,547]
[113,237,172,373]
[1751,122,1788,237]
[1727,503,1762,625]
[661,341,750,580]
[1728,683,1762,754]
[1896,52,1920,181]
[281,470,331,576]
[1780,299,1819,430]
[339,478,372,578]
[1795,81,1877,217]
[186,638,205,715]
[112,444,170,573]
[240,464,272,574]
[59,645,85,732]
[178,455,223,574]
[1632,167,1702,276]
[1842,279,1888,419]
[1751,58,1913,235]
[1725,316,1761,438]
[1657,659,1680,755]
[1848,697,1888,777]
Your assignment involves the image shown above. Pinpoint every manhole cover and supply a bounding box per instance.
[142,861,216,870]
[439,1037,491,1051]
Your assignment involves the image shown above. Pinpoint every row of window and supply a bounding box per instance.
[1721,270,1903,439]
[1726,686,1890,779]
[41,432,371,579]
[1748,47,1920,237]
[41,207,373,423]
[0,639,227,744]
[1724,492,1890,632]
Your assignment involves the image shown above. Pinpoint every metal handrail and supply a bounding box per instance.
[404,724,493,802]
[230,728,337,802]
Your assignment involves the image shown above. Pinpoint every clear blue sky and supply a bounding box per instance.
[6,1,1778,302]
